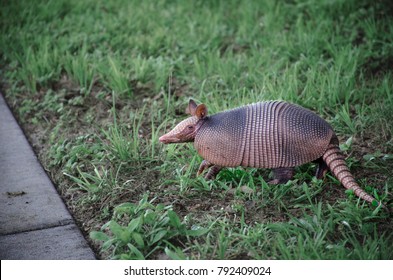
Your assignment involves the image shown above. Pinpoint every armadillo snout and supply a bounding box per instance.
[158,135,167,143]
[159,134,179,144]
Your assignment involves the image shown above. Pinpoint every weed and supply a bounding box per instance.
[90,195,208,259]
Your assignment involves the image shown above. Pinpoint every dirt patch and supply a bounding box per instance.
[363,55,393,79]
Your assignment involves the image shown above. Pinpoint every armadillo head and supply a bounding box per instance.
[159,99,208,144]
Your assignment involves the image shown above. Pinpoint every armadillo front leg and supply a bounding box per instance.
[269,167,295,184]
[205,165,222,180]
[197,160,212,176]
[197,160,222,180]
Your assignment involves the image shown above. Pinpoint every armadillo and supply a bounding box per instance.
[159,99,382,207]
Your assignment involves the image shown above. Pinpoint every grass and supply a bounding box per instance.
[1,0,393,259]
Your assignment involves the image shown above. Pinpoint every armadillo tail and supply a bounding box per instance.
[322,144,381,207]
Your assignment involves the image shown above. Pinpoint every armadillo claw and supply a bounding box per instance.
[267,179,281,185]
[197,160,212,176]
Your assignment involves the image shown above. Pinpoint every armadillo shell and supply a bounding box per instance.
[195,101,334,168]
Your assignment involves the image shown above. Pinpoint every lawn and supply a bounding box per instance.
[1,0,392,259]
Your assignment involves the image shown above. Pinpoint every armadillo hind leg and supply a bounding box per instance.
[197,160,222,180]
[269,167,295,185]
[313,157,329,179]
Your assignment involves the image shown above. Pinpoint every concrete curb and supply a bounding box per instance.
[0,92,96,259]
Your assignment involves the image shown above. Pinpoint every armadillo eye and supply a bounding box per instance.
[188,125,194,130]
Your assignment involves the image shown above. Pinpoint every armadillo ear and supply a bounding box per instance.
[186,99,198,115]
[195,104,208,119]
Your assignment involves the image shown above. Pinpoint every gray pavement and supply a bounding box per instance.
[0,93,96,259]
